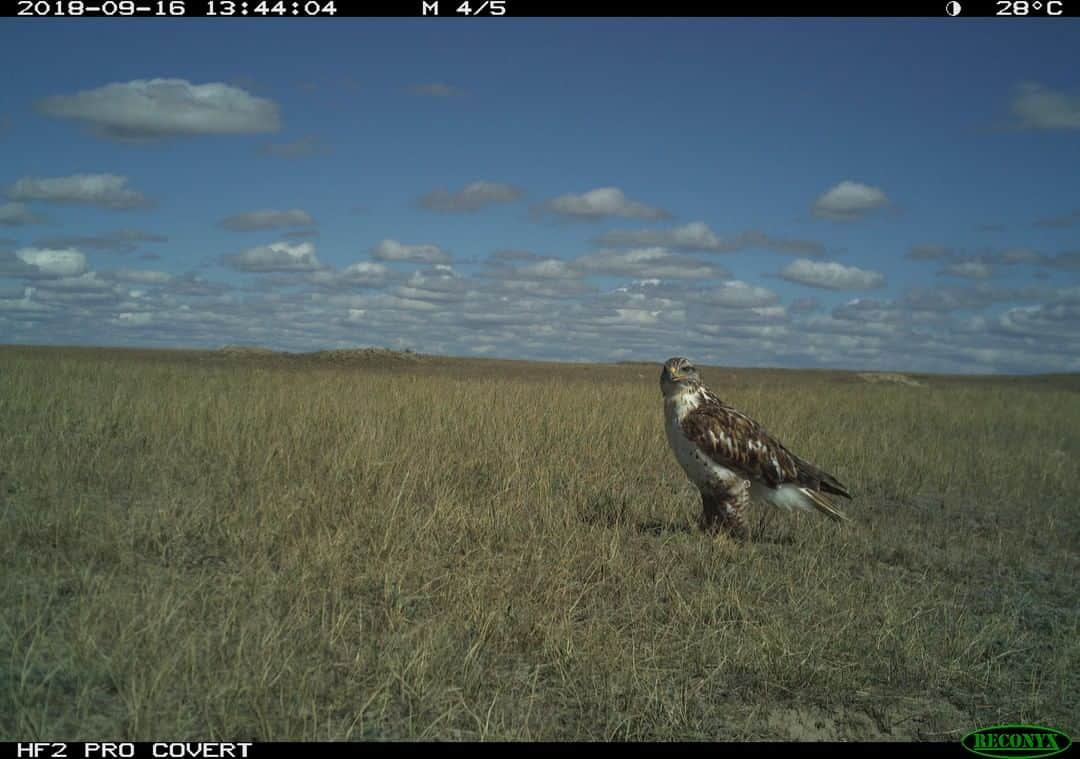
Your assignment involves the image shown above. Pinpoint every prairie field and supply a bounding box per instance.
[1,345,1078,741]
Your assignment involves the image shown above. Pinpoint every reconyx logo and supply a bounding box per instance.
[962,724,1072,759]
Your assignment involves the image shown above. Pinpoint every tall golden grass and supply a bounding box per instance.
[2,347,1077,740]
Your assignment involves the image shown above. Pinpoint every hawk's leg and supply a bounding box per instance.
[699,480,751,543]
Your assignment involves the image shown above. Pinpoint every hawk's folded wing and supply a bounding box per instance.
[679,393,850,498]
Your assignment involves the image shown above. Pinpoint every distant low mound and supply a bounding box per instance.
[215,345,425,364]
[217,345,277,356]
[857,372,927,388]
[310,348,424,363]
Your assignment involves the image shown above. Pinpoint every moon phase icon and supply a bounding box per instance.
[946,0,962,14]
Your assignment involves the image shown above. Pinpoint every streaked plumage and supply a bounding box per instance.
[661,356,851,542]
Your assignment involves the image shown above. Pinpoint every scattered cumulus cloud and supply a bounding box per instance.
[595,221,725,250]
[731,230,827,257]
[418,181,522,212]
[779,258,886,290]
[7,174,150,209]
[37,78,281,140]
[1046,251,1080,270]
[226,241,322,272]
[941,260,993,280]
[831,298,903,324]
[109,268,174,285]
[995,302,1080,339]
[0,203,41,226]
[0,287,52,314]
[574,247,724,280]
[543,187,671,221]
[1034,208,1080,228]
[594,223,826,256]
[36,271,115,294]
[371,239,451,265]
[811,180,891,222]
[1008,82,1080,131]
[219,209,314,231]
[695,280,779,308]
[0,251,44,278]
[305,261,391,289]
[35,229,166,254]
[905,244,1074,271]
[512,258,581,280]
[15,247,89,278]
[905,283,1033,313]
[997,248,1042,265]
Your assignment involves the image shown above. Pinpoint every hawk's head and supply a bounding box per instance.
[660,356,701,396]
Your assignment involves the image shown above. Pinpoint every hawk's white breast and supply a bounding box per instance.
[664,388,740,490]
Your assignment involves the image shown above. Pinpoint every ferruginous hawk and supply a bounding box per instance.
[661,356,851,542]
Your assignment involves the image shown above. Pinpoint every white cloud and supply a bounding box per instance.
[110,268,174,285]
[1009,82,1080,131]
[395,267,469,304]
[594,221,724,250]
[419,181,522,212]
[696,280,779,308]
[998,248,1042,265]
[942,260,993,280]
[515,258,580,280]
[7,174,150,209]
[306,261,391,289]
[487,254,581,281]
[341,261,390,283]
[587,308,673,328]
[341,293,440,313]
[15,247,88,278]
[574,247,724,280]
[831,298,903,325]
[1034,209,1080,228]
[113,311,154,326]
[905,284,1024,313]
[730,230,827,257]
[1047,251,1080,270]
[34,271,114,294]
[227,241,322,272]
[811,180,891,222]
[371,239,451,265]
[779,258,885,290]
[594,223,825,256]
[37,78,281,140]
[35,229,167,254]
[0,202,41,226]
[544,187,670,220]
[0,287,51,313]
[996,303,1079,339]
[220,209,314,231]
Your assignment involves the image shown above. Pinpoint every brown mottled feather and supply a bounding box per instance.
[680,388,851,499]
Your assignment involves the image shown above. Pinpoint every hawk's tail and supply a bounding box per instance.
[760,483,852,523]
[798,486,851,522]
[794,457,852,500]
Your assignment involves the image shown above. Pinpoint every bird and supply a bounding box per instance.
[660,356,851,542]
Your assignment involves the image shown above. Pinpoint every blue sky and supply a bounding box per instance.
[1,19,1078,373]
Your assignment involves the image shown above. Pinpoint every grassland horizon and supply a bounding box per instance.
[2,344,1077,741]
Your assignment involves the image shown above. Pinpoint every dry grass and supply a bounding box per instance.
[1,345,1078,741]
